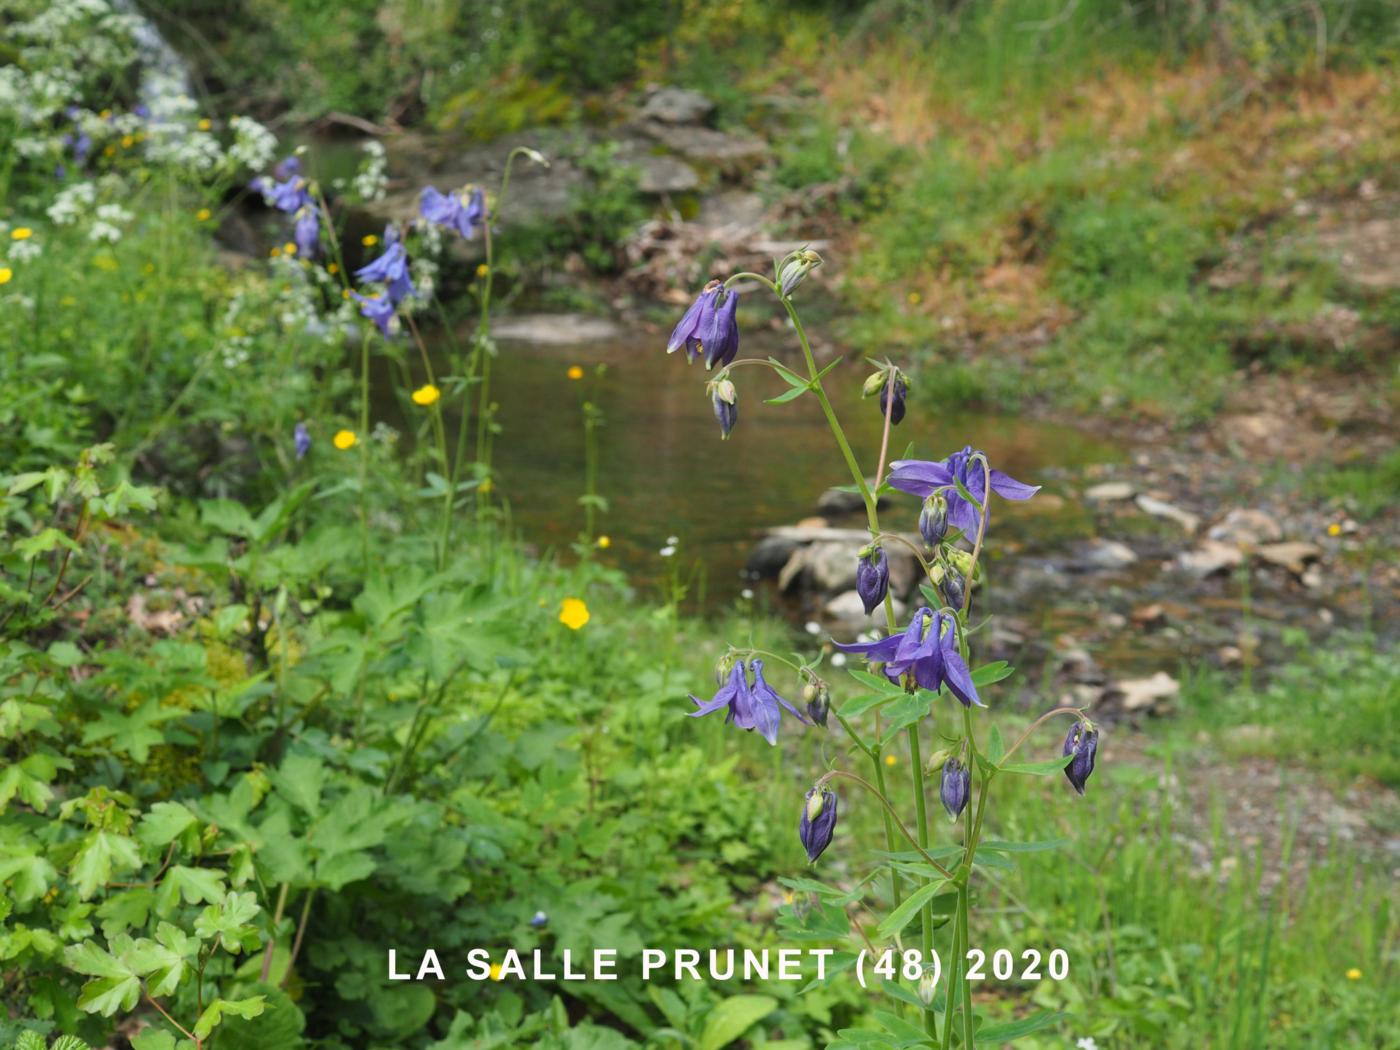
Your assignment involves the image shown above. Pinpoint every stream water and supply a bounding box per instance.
[411,325,1122,603]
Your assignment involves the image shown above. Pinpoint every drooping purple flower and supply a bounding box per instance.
[294,422,312,460]
[293,206,320,259]
[272,155,302,181]
[263,174,312,214]
[354,225,413,304]
[878,375,907,425]
[834,608,982,707]
[529,910,548,929]
[688,661,755,731]
[62,130,92,166]
[133,103,151,119]
[420,185,486,241]
[1062,721,1099,795]
[856,547,889,616]
[667,282,719,362]
[940,757,970,820]
[888,446,1039,537]
[351,291,397,339]
[687,658,804,746]
[805,682,830,727]
[799,787,838,863]
[702,289,740,370]
[747,658,809,745]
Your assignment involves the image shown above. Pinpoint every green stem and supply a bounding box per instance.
[358,330,371,574]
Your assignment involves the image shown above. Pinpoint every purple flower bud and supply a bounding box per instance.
[856,547,889,616]
[879,375,907,425]
[799,787,838,862]
[919,494,948,547]
[806,684,830,728]
[940,569,965,611]
[940,757,970,820]
[1062,721,1099,795]
[294,422,312,460]
[709,378,738,439]
[529,910,548,928]
[293,206,320,260]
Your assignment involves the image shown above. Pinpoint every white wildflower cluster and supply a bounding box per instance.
[220,335,253,370]
[351,140,389,202]
[3,0,141,125]
[47,182,97,225]
[9,239,43,262]
[226,116,277,173]
[88,201,133,244]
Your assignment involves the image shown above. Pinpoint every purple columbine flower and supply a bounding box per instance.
[879,375,907,425]
[748,658,809,745]
[940,757,970,820]
[834,608,982,707]
[1063,721,1099,795]
[294,422,312,460]
[420,185,486,240]
[856,547,889,615]
[688,658,805,746]
[689,660,752,724]
[62,130,92,166]
[667,281,720,362]
[888,447,1039,537]
[701,289,740,370]
[293,206,320,259]
[273,155,302,181]
[529,910,548,928]
[351,291,397,339]
[799,787,838,863]
[355,225,413,304]
[252,172,311,214]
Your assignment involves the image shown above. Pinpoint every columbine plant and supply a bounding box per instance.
[248,145,548,570]
[671,249,1100,1046]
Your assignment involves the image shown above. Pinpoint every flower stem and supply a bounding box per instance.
[814,770,954,879]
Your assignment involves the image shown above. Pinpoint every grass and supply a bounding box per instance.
[739,9,1400,423]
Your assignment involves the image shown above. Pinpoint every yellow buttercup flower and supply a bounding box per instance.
[327,262,339,275]
[1327,523,1342,537]
[411,383,440,406]
[567,365,584,380]
[269,246,281,257]
[332,429,357,450]
[11,228,32,241]
[195,208,212,222]
[361,234,378,247]
[559,598,590,630]
[120,134,134,149]
[1346,968,1362,980]
[284,242,298,256]
[489,963,504,981]
[476,263,489,278]
[0,268,11,285]
[479,478,494,495]
[197,118,212,130]
[907,291,922,305]
[596,535,611,550]
[884,754,898,766]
